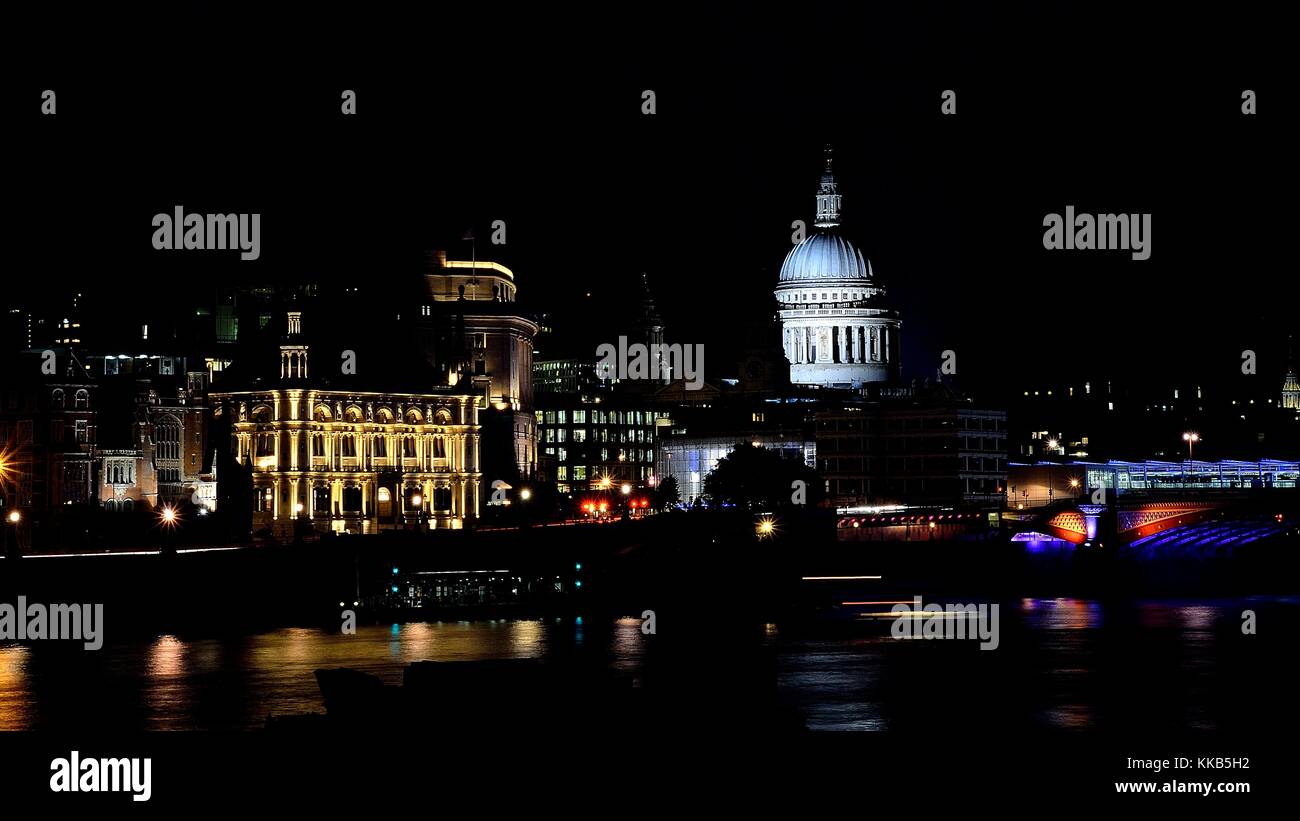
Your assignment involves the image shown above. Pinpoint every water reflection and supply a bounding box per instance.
[771,598,1295,732]
[610,617,645,677]
[144,635,192,729]
[1020,597,1104,630]
[0,646,32,730]
[0,598,1294,731]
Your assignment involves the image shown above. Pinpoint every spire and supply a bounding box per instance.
[814,144,841,228]
[636,272,665,350]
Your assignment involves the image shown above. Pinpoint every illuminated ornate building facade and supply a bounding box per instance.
[423,252,539,482]
[1283,337,1300,413]
[96,375,213,513]
[0,351,97,517]
[776,148,901,388]
[210,312,481,537]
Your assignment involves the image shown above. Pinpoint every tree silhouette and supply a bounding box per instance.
[653,474,680,510]
[702,443,822,510]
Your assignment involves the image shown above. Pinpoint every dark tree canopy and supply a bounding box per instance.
[702,443,822,510]
[653,474,680,510]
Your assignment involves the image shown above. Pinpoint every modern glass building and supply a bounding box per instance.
[655,430,816,506]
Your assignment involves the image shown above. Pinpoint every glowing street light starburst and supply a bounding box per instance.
[159,504,179,529]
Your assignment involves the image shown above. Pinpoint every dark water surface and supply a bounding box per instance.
[2,597,1296,731]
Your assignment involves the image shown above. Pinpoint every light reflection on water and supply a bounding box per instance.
[1021,597,1104,630]
[0,599,1293,731]
[0,646,32,731]
[771,597,1295,732]
[1,619,597,730]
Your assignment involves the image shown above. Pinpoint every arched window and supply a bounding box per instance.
[75,389,89,409]
[51,389,65,408]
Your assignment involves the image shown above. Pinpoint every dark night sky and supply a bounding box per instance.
[6,2,1294,401]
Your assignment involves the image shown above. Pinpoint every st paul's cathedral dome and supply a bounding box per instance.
[775,147,901,388]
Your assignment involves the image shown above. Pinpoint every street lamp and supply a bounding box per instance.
[1182,431,1199,459]
[159,504,179,554]
[519,488,532,501]
[4,509,19,556]
[620,483,632,496]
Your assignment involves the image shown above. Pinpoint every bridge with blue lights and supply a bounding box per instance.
[1003,458,1299,548]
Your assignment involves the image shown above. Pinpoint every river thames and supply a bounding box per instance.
[2,596,1296,732]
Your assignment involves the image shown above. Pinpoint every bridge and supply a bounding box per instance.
[1003,458,1298,546]
[1002,497,1257,546]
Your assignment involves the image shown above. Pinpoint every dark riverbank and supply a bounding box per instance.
[3,510,1299,640]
